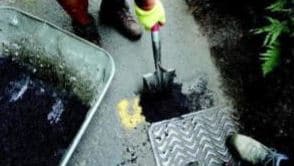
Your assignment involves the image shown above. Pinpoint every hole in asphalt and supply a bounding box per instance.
[139,83,191,123]
[139,76,215,123]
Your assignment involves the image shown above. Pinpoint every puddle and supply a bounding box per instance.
[0,56,89,166]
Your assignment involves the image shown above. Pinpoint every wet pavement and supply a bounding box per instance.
[0,0,229,165]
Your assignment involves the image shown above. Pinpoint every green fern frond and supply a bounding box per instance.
[260,43,280,76]
[254,17,289,46]
[266,0,289,12]
[255,0,292,76]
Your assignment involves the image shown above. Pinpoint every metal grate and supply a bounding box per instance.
[148,106,239,166]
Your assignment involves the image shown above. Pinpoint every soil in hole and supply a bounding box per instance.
[139,83,190,122]
[0,56,89,166]
[139,76,215,122]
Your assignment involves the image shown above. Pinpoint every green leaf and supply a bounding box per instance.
[266,0,287,12]
[254,17,287,46]
[261,43,280,76]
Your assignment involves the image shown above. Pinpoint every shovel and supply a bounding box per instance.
[143,24,176,93]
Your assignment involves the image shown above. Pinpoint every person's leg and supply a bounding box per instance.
[57,0,91,25]
[100,0,128,10]
[57,0,100,44]
[100,0,142,40]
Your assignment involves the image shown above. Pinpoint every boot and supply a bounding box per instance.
[228,134,288,166]
[72,15,101,45]
[100,0,142,40]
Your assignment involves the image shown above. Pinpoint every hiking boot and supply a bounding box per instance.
[228,134,288,166]
[100,4,142,40]
[72,15,101,45]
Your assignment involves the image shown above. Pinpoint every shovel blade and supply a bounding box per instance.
[143,69,176,93]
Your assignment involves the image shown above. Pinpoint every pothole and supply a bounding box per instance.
[139,75,216,123]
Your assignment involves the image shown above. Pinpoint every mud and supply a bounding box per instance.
[0,56,89,166]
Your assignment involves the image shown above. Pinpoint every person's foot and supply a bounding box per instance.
[72,15,101,45]
[228,134,288,166]
[100,5,142,40]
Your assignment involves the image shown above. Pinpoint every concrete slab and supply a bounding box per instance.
[0,0,228,165]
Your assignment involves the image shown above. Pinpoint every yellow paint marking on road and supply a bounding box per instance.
[117,97,145,129]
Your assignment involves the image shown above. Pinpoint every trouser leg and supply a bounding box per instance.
[57,0,101,44]
[100,0,129,10]
[57,0,91,25]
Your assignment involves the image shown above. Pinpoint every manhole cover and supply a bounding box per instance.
[148,106,239,166]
